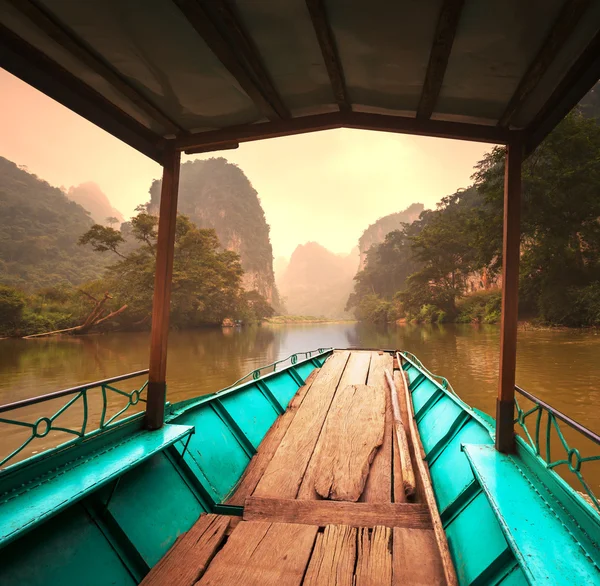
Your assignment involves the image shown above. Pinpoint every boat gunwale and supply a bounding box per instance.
[166,349,333,419]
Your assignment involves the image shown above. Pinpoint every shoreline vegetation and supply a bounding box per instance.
[347,107,600,329]
[265,316,356,324]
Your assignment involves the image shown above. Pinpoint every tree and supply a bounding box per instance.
[473,112,600,324]
[79,211,263,328]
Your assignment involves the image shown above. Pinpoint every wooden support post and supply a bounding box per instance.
[496,139,522,453]
[146,143,181,430]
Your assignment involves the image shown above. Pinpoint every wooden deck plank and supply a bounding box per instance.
[355,526,393,586]
[361,353,394,503]
[140,514,230,586]
[298,352,371,500]
[197,521,317,586]
[393,528,445,586]
[243,496,432,529]
[254,351,350,498]
[313,384,385,501]
[226,369,320,506]
[303,525,356,586]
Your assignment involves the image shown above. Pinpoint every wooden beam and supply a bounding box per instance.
[526,29,600,154]
[146,144,181,430]
[0,24,164,163]
[243,496,432,529]
[499,0,591,128]
[184,142,239,155]
[417,0,465,120]
[305,0,350,112]
[496,140,522,453]
[397,359,459,586]
[173,0,288,121]
[175,111,511,152]
[7,0,184,135]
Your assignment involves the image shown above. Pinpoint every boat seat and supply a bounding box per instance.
[0,423,194,547]
[462,444,600,585]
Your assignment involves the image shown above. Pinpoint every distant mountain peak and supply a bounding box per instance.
[66,182,124,226]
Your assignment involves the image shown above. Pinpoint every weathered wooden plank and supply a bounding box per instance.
[243,497,432,529]
[393,528,445,585]
[140,514,229,586]
[298,353,371,500]
[304,525,356,586]
[361,353,394,503]
[385,370,416,499]
[254,352,350,498]
[226,369,320,505]
[397,357,458,585]
[355,526,393,586]
[394,370,426,503]
[197,521,317,585]
[314,384,385,501]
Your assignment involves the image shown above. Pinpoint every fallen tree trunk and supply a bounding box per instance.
[23,291,127,339]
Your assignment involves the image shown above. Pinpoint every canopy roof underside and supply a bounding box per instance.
[1,0,599,162]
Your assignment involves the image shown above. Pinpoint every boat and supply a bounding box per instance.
[0,348,598,585]
[1,1,599,584]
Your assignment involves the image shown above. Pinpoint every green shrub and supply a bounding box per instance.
[456,290,502,324]
[0,285,26,336]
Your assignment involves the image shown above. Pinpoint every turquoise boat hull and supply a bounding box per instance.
[0,349,598,585]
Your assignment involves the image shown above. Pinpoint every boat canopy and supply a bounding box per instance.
[2,0,600,451]
[1,0,599,161]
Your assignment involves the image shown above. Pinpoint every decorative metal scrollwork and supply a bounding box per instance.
[0,372,149,470]
[514,389,600,512]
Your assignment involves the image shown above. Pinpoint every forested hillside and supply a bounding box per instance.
[358,203,424,269]
[149,158,279,307]
[279,243,358,318]
[0,157,107,289]
[349,106,600,327]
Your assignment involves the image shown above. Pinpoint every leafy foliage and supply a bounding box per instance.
[0,157,108,289]
[79,211,273,330]
[349,108,600,327]
[148,158,279,306]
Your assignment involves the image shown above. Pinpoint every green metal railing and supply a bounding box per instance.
[0,370,149,470]
[215,348,332,395]
[400,350,457,395]
[514,386,600,512]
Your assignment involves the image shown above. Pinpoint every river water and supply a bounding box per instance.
[1,323,598,495]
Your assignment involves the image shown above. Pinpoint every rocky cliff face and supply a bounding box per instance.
[278,243,359,318]
[66,182,123,226]
[148,158,279,306]
[358,203,424,269]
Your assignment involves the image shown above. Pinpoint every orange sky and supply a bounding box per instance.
[0,69,494,259]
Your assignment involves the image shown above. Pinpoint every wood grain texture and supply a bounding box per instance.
[298,353,371,500]
[361,353,394,503]
[303,525,356,586]
[196,521,317,586]
[385,370,416,499]
[243,497,432,529]
[397,356,457,585]
[393,528,445,585]
[254,352,350,498]
[226,369,320,505]
[355,526,392,586]
[141,514,230,586]
[394,370,426,503]
[313,384,385,501]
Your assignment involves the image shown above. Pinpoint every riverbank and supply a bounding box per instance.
[265,316,356,324]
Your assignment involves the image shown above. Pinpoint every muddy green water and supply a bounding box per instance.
[1,323,598,494]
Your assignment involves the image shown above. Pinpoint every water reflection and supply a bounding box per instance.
[0,323,598,490]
